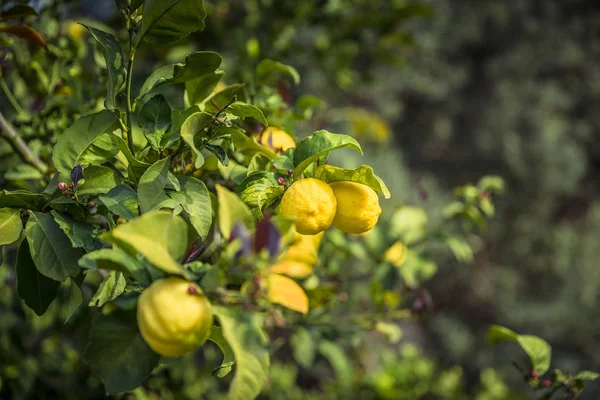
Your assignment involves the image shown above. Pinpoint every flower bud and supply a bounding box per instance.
[71,195,76,201]
[88,201,96,208]
[277,177,285,185]
[58,182,68,191]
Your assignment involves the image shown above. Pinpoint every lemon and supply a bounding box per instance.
[280,178,337,235]
[66,21,85,40]
[259,127,296,153]
[330,181,381,234]
[137,277,213,357]
[383,241,407,267]
[278,231,323,265]
[269,260,314,279]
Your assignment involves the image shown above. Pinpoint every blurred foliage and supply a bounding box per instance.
[1,0,599,399]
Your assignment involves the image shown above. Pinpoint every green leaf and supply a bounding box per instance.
[85,311,160,395]
[487,325,552,375]
[79,248,150,285]
[0,208,22,245]
[136,0,206,45]
[139,51,221,98]
[399,250,437,287]
[89,271,127,307]
[52,111,120,176]
[178,176,212,239]
[137,158,177,213]
[216,185,254,240]
[25,212,84,282]
[256,59,300,86]
[292,130,362,179]
[77,165,124,196]
[230,127,276,159]
[0,4,38,21]
[0,24,46,49]
[16,239,60,315]
[51,211,98,250]
[226,101,268,126]
[100,211,189,277]
[185,72,224,105]
[64,278,83,322]
[81,25,126,110]
[318,341,352,394]
[162,105,200,149]
[111,135,151,180]
[0,190,46,209]
[180,112,213,168]
[207,326,235,378]
[442,235,474,264]
[390,206,428,244]
[204,83,247,111]
[314,164,391,198]
[99,185,139,221]
[291,327,316,368]
[247,154,271,176]
[137,94,172,151]
[572,371,600,381]
[4,164,42,181]
[271,149,295,171]
[213,306,270,400]
[239,181,284,217]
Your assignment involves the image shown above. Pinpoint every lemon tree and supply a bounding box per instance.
[0,1,596,399]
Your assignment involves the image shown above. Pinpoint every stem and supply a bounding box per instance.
[0,111,48,174]
[0,76,25,115]
[125,20,136,154]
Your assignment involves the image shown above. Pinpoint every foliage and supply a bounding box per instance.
[0,1,597,399]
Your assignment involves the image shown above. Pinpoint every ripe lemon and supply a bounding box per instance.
[137,277,213,357]
[269,260,314,279]
[259,127,296,153]
[278,231,323,265]
[280,178,337,235]
[330,181,381,234]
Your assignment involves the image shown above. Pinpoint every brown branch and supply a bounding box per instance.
[0,110,48,174]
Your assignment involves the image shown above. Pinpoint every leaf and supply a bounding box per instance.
[185,72,224,105]
[442,235,474,264]
[225,102,268,126]
[137,94,172,151]
[25,212,84,282]
[99,185,139,220]
[216,185,254,240]
[314,164,390,198]
[180,112,213,168]
[204,83,247,111]
[247,154,271,176]
[240,183,284,218]
[16,239,60,316]
[79,248,150,285]
[268,261,313,280]
[572,371,600,381]
[136,0,206,45]
[138,51,222,98]
[205,143,229,166]
[0,190,46,208]
[266,274,309,314]
[77,165,124,196]
[318,341,352,394]
[160,105,201,149]
[290,327,315,368]
[0,24,46,49]
[230,127,276,159]
[89,271,127,307]
[390,206,428,245]
[137,158,177,212]
[110,135,151,180]
[81,24,126,110]
[399,250,437,287]
[0,5,38,21]
[52,111,120,176]
[486,325,552,375]
[0,208,22,245]
[213,306,270,400]
[178,176,212,239]
[207,326,235,378]
[85,311,160,395]
[51,211,98,250]
[255,59,300,86]
[292,130,362,179]
[100,211,189,277]
[64,278,83,322]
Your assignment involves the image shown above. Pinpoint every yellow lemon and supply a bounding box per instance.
[330,181,381,234]
[259,127,296,153]
[137,277,213,357]
[269,260,314,279]
[383,241,407,267]
[280,178,337,235]
[66,21,85,40]
[279,231,323,264]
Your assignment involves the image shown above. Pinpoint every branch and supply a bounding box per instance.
[0,111,48,174]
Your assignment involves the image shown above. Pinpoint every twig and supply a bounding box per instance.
[0,75,25,115]
[0,111,48,174]
[125,17,137,154]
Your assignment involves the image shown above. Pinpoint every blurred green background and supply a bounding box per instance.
[1,0,600,398]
